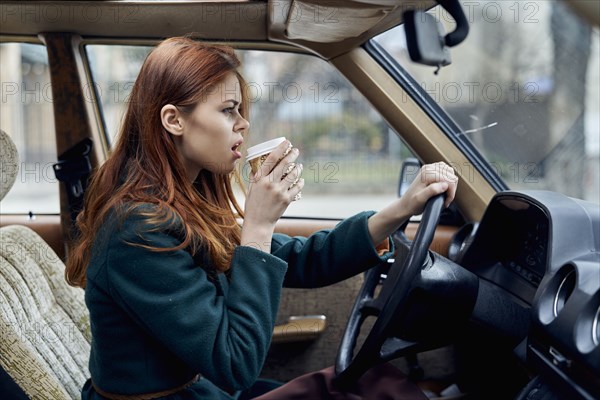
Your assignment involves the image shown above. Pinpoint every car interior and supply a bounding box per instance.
[0,0,599,399]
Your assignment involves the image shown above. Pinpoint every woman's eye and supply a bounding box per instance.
[222,107,234,114]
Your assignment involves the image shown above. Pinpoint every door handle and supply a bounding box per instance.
[272,315,327,344]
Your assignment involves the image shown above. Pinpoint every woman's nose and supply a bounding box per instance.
[236,115,250,133]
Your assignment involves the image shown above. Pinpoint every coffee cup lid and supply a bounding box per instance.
[246,137,287,162]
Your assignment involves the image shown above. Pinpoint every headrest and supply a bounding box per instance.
[0,130,19,201]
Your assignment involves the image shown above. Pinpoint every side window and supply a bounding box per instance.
[86,45,417,218]
[237,50,416,218]
[86,45,152,145]
[0,43,59,214]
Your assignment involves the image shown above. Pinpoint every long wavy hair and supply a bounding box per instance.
[66,37,248,288]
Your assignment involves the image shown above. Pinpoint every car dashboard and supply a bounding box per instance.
[456,190,600,399]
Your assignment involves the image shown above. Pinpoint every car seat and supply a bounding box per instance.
[0,129,91,399]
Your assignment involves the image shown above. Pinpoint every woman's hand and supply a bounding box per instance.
[241,140,304,252]
[399,162,458,215]
[368,162,458,245]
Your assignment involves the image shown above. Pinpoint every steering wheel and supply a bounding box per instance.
[334,194,447,388]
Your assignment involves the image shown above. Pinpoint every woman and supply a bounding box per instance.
[66,37,457,399]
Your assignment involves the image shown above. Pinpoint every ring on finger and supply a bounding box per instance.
[281,162,296,179]
[276,144,294,164]
[288,177,300,190]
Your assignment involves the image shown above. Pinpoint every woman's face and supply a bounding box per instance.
[174,72,249,180]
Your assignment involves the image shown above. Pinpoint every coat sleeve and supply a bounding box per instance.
[272,211,394,288]
[105,213,287,390]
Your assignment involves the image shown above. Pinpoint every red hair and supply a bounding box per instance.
[66,37,248,288]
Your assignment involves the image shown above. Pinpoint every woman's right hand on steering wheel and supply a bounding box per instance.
[367,162,458,246]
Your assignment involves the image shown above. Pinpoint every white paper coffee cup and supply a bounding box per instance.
[246,137,287,175]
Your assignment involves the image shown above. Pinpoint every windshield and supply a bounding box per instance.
[374,0,599,203]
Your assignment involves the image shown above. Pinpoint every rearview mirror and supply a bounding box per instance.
[404,0,469,72]
[403,10,451,69]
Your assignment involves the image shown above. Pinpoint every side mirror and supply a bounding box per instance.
[398,158,422,198]
[404,0,469,71]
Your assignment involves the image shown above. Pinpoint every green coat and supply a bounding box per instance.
[81,206,392,399]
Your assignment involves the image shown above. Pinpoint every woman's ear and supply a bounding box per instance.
[161,104,183,136]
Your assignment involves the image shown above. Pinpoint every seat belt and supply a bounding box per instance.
[52,138,93,231]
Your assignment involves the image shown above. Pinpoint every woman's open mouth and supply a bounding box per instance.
[231,142,242,159]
